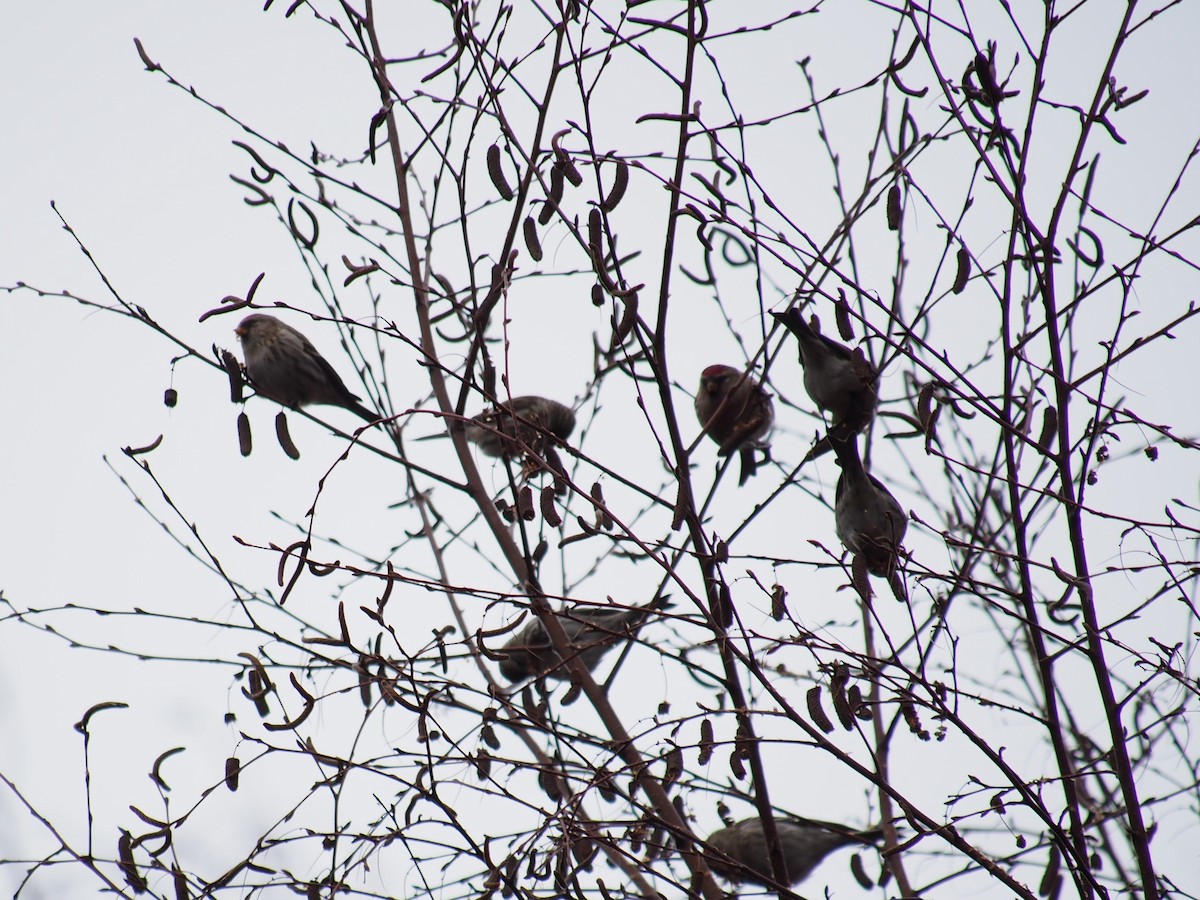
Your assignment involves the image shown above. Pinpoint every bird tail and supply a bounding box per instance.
[737,446,759,486]
[350,401,383,424]
[771,307,818,344]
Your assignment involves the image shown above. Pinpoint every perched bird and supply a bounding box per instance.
[234,314,379,423]
[705,815,882,887]
[464,396,576,459]
[695,365,775,486]
[831,431,906,578]
[498,597,669,682]
[772,307,878,456]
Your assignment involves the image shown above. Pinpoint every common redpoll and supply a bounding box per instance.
[705,815,882,887]
[831,431,906,578]
[464,396,575,459]
[498,596,669,682]
[772,308,878,454]
[695,365,774,486]
[234,314,379,423]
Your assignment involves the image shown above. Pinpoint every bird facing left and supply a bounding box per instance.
[234,314,380,423]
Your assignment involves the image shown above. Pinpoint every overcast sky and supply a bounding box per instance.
[4,2,1200,898]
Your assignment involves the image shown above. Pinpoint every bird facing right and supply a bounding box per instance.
[831,430,906,578]
[463,395,576,459]
[234,314,379,423]
[704,815,882,887]
[498,597,668,682]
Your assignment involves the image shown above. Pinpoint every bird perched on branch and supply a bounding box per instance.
[234,314,379,423]
[704,815,882,887]
[695,364,775,485]
[772,307,878,457]
[831,430,906,579]
[464,396,576,459]
[497,596,670,682]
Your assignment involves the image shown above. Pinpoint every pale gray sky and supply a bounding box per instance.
[3,2,1199,897]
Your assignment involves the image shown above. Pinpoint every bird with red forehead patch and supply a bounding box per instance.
[695,364,774,485]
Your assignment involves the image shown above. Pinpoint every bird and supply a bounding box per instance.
[695,365,775,486]
[234,314,379,423]
[497,596,669,682]
[704,815,882,887]
[831,430,906,578]
[772,307,878,457]
[463,396,576,459]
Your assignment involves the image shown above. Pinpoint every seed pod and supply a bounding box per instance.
[835,290,854,340]
[523,216,543,261]
[887,184,902,231]
[275,411,300,460]
[164,388,178,408]
[539,487,562,527]
[663,745,683,786]
[729,746,746,780]
[557,149,583,186]
[671,479,688,531]
[831,673,855,731]
[237,412,253,457]
[538,768,562,802]
[698,718,715,764]
[591,283,604,306]
[222,349,245,403]
[851,852,873,888]
[487,144,514,201]
[517,486,535,521]
[540,164,565,224]
[770,583,787,621]
[590,482,613,530]
[848,684,871,720]
[1040,845,1062,898]
[225,757,240,791]
[588,208,603,256]
[117,830,146,892]
[953,245,970,294]
[807,685,835,733]
[601,158,629,212]
[917,382,937,432]
[1037,406,1058,454]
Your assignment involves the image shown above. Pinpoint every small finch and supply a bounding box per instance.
[772,307,878,458]
[704,815,882,887]
[831,431,906,578]
[695,365,774,486]
[498,596,669,682]
[464,396,576,459]
[234,314,379,423]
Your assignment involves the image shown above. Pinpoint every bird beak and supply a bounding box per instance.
[234,325,247,338]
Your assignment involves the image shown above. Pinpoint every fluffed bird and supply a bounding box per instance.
[464,396,576,459]
[234,314,379,423]
[695,364,775,485]
[704,815,882,887]
[498,596,669,682]
[772,307,878,456]
[831,431,906,578]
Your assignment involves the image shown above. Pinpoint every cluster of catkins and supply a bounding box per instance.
[234,311,891,888]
